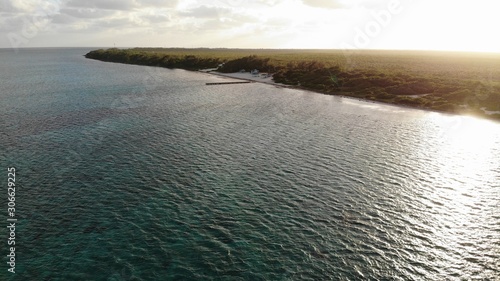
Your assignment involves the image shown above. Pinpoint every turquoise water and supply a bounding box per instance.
[1,48,499,280]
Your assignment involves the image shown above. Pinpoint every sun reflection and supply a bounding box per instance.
[414,113,500,278]
[425,114,499,196]
[441,115,499,154]
[426,114,497,167]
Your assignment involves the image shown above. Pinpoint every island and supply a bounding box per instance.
[85,48,500,120]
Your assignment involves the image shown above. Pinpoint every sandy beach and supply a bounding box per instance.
[203,71,291,88]
[197,70,499,120]
[201,70,466,117]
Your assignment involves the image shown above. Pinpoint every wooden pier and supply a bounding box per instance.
[206,81,253,85]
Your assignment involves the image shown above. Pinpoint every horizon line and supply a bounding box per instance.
[2,46,500,55]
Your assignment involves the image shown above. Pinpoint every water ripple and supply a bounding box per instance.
[1,49,499,280]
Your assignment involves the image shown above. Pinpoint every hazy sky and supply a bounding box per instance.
[2,0,499,52]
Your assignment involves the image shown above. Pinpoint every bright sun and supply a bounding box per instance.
[378,0,500,52]
[288,0,500,52]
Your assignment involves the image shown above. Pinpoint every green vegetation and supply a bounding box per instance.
[85,48,500,120]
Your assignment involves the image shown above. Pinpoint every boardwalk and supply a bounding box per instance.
[206,81,253,85]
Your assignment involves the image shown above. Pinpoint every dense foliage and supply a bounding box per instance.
[85,48,500,120]
[85,48,223,70]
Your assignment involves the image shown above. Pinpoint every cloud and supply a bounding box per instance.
[60,8,117,19]
[178,5,231,19]
[65,0,178,11]
[51,13,78,25]
[302,0,343,9]
[65,0,137,11]
[0,0,19,13]
[256,0,285,6]
[1,0,61,14]
[173,4,262,34]
[95,17,135,29]
[0,14,24,31]
[140,0,178,8]
[141,13,171,24]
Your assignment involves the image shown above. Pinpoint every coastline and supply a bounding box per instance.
[200,70,292,88]
[84,48,500,122]
[200,70,483,120]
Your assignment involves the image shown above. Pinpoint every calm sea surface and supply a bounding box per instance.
[1,48,499,280]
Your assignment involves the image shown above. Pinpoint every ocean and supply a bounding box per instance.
[1,48,499,280]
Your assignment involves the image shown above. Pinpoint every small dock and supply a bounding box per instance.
[206,81,253,85]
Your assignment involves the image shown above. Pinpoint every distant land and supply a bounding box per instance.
[85,48,500,120]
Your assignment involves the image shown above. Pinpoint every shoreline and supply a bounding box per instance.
[200,70,293,89]
[200,70,487,120]
[84,48,499,122]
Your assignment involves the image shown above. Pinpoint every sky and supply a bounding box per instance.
[1,0,499,52]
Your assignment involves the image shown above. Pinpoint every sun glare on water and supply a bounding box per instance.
[433,114,497,172]
[408,113,498,216]
[444,116,498,160]
[422,113,499,207]
[411,114,500,279]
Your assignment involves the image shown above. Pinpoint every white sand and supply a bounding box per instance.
[206,71,289,88]
[201,70,499,119]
